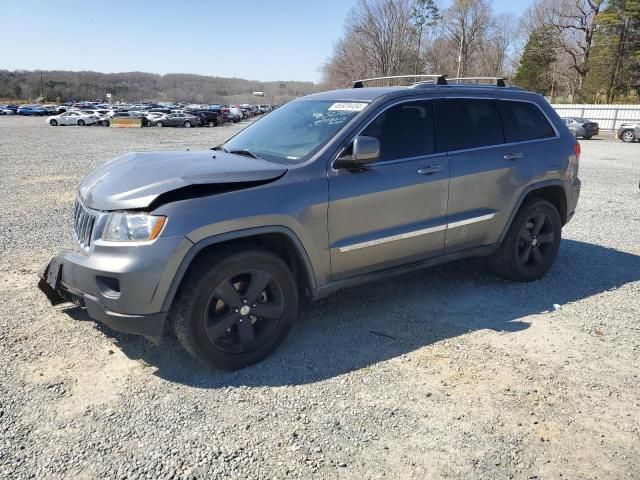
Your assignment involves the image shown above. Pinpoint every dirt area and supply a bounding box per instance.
[1,116,639,479]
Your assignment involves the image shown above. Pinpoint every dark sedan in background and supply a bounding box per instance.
[153,113,200,128]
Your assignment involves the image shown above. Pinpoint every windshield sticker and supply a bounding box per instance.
[328,102,367,112]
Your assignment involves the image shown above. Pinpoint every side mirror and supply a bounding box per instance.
[335,135,380,169]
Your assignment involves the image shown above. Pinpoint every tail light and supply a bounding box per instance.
[569,142,580,177]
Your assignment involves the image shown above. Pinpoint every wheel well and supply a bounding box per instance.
[521,185,567,224]
[187,233,315,299]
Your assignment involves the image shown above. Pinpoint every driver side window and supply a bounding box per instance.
[361,100,435,162]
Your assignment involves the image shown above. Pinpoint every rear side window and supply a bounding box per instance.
[361,100,435,162]
[498,101,556,142]
[434,99,504,152]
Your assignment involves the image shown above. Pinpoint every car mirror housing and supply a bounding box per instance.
[336,135,380,169]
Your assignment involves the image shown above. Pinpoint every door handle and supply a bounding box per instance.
[417,165,444,175]
[503,152,525,160]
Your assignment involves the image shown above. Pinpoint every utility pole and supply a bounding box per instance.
[456,30,465,78]
[40,71,44,99]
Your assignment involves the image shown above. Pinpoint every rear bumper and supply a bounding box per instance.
[566,177,581,224]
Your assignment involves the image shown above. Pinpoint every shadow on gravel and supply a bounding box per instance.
[64,239,640,387]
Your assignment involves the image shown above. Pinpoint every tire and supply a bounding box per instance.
[489,199,562,282]
[184,121,191,128]
[172,248,298,370]
[156,121,163,127]
[621,130,636,143]
[49,119,57,126]
[208,121,215,127]
[583,135,592,140]
[77,119,85,126]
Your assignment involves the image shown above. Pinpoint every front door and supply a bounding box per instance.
[328,99,450,279]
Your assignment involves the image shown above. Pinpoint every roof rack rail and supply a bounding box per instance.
[448,77,507,87]
[353,75,447,88]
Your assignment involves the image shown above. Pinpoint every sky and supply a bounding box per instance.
[2,0,534,83]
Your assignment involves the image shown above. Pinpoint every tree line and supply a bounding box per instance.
[0,70,319,105]
[322,0,640,103]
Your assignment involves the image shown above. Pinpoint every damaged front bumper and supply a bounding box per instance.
[37,240,187,343]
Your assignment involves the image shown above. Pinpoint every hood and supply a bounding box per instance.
[79,150,287,211]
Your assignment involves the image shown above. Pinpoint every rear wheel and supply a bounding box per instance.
[49,119,57,126]
[172,248,298,370]
[208,120,215,127]
[184,121,191,128]
[156,121,163,127]
[77,119,85,126]
[490,199,562,282]
[583,135,592,140]
[621,130,636,143]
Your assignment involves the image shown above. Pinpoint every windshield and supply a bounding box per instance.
[222,100,368,164]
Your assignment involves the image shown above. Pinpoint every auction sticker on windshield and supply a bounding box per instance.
[328,102,368,112]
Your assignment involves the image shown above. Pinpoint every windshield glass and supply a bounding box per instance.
[222,100,368,164]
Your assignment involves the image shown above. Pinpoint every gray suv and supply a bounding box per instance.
[39,75,581,370]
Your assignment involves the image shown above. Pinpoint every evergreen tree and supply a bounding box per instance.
[513,26,558,96]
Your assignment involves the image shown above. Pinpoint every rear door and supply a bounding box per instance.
[435,97,519,250]
[328,99,450,279]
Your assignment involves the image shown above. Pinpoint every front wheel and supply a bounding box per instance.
[621,130,636,143]
[49,119,58,126]
[583,135,592,140]
[184,121,191,128]
[77,119,85,126]
[208,120,215,127]
[155,121,163,127]
[490,199,562,282]
[172,248,298,370]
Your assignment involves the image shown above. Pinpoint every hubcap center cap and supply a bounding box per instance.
[532,237,539,247]
[239,305,251,316]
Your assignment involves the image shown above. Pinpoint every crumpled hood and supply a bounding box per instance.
[78,150,287,211]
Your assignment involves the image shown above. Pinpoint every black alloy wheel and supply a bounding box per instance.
[172,248,298,370]
[204,269,284,354]
[516,212,556,272]
[490,199,562,282]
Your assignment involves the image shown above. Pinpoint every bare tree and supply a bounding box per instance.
[442,0,492,77]
[322,0,419,87]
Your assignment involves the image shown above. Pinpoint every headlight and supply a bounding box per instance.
[102,212,166,242]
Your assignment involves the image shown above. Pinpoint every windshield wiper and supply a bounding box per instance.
[228,149,262,160]
[212,145,228,153]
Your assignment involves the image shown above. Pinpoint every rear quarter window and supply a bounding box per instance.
[498,101,556,142]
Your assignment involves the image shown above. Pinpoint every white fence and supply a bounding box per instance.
[551,104,640,131]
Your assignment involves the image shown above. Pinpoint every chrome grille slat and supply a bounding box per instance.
[73,199,97,250]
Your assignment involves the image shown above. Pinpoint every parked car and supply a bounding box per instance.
[18,105,46,116]
[188,109,221,127]
[562,117,599,139]
[1,104,19,114]
[0,108,16,115]
[38,75,581,370]
[47,111,99,126]
[153,113,199,128]
[616,123,639,143]
[80,109,111,126]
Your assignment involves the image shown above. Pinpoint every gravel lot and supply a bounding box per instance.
[1,116,639,479]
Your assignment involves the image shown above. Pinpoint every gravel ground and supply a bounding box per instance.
[1,116,639,479]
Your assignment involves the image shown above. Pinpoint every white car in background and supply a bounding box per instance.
[47,111,99,126]
[79,109,112,126]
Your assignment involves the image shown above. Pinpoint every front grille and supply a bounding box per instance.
[73,199,96,250]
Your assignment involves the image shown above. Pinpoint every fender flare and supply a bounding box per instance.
[498,179,567,243]
[160,226,317,313]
